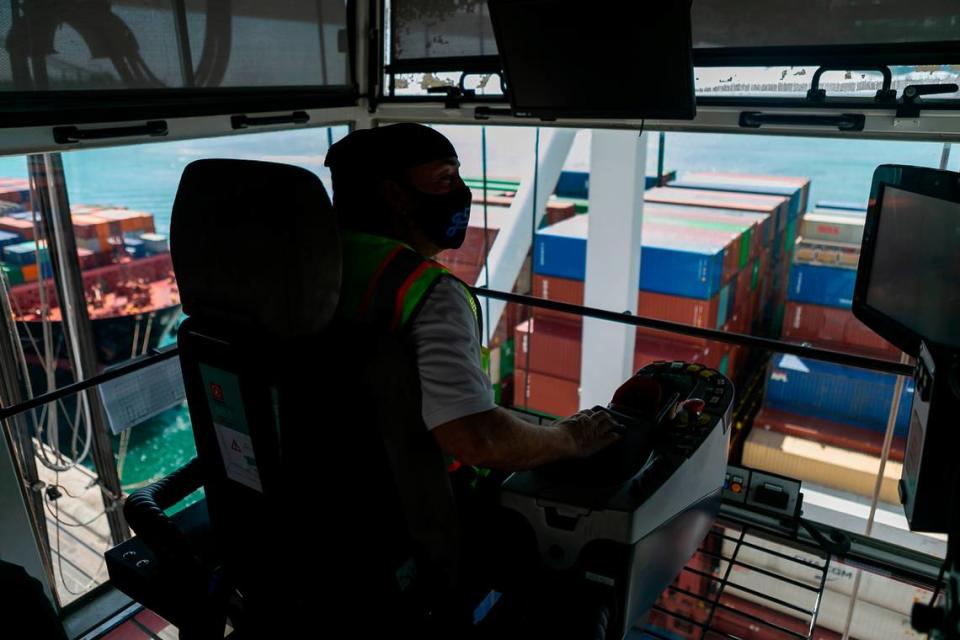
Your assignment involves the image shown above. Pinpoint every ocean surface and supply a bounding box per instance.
[0,125,956,486]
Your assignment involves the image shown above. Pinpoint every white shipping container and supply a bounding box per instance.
[721,535,931,616]
[723,564,922,640]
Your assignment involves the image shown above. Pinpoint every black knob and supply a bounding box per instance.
[911,602,944,634]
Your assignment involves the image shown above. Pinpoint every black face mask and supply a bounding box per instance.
[405,184,473,250]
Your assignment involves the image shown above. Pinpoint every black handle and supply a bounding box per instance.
[807,65,893,102]
[903,83,959,99]
[53,120,168,144]
[231,111,310,130]
[739,111,865,132]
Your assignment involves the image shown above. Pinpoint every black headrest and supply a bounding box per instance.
[170,159,340,337]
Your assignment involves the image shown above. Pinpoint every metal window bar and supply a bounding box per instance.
[644,520,832,640]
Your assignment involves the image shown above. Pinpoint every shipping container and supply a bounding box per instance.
[534,215,729,299]
[743,427,901,503]
[647,184,790,233]
[515,317,731,382]
[3,240,47,266]
[0,217,35,240]
[515,317,583,381]
[0,178,31,209]
[643,203,754,279]
[782,301,901,358]
[1,263,24,286]
[21,263,38,282]
[513,368,579,417]
[754,407,905,461]
[0,229,21,251]
[800,212,866,245]
[766,353,913,434]
[543,200,576,226]
[646,199,771,253]
[793,237,860,269]
[670,172,811,221]
[139,233,169,255]
[723,534,928,615]
[530,274,733,333]
[787,262,857,309]
[644,188,776,250]
[554,169,671,200]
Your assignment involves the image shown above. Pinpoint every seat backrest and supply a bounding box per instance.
[169,159,428,631]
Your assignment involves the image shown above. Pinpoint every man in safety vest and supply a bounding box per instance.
[324,123,621,474]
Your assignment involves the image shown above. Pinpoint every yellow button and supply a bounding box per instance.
[700,370,716,378]
[687,364,703,372]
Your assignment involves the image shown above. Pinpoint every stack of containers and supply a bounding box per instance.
[746,208,913,503]
[515,213,745,416]
[2,240,49,283]
[665,173,812,336]
[0,178,31,211]
[0,204,163,290]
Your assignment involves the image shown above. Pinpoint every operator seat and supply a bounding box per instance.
[158,158,463,636]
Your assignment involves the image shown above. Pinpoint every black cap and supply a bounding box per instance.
[324,123,457,179]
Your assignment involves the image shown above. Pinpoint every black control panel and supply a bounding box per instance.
[538,361,734,494]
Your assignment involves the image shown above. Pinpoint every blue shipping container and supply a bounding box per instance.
[534,215,726,299]
[787,263,857,309]
[766,353,913,436]
[3,241,46,266]
[0,230,21,251]
[556,170,665,199]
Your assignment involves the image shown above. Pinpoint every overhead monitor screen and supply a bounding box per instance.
[865,186,960,349]
[487,0,695,119]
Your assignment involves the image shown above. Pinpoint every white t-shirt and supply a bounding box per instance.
[409,277,496,429]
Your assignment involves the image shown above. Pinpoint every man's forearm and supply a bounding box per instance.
[454,408,576,472]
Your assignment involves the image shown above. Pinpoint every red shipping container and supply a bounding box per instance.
[515,317,583,381]
[781,301,901,359]
[516,316,730,381]
[754,407,905,462]
[0,217,35,240]
[646,186,789,234]
[531,274,733,349]
[634,333,730,373]
[437,226,500,285]
[545,201,576,226]
[513,368,579,417]
[472,194,515,206]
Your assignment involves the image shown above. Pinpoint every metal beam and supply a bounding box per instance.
[579,130,647,408]
[0,235,55,596]
[374,102,960,142]
[28,153,129,545]
[473,128,575,334]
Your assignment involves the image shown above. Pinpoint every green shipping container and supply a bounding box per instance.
[1,263,23,285]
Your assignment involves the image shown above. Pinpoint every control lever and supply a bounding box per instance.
[898,83,960,117]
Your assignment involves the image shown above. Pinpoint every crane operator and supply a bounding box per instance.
[324,123,621,474]
[324,123,624,627]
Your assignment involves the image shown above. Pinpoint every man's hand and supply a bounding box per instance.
[553,408,623,459]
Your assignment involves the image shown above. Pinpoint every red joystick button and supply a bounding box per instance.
[681,398,706,415]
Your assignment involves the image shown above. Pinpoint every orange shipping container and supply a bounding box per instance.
[21,263,38,282]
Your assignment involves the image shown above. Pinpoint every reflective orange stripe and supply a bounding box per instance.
[358,244,404,319]
[390,260,432,331]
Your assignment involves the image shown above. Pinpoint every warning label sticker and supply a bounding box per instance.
[200,364,263,493]
[214,422,262,492]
